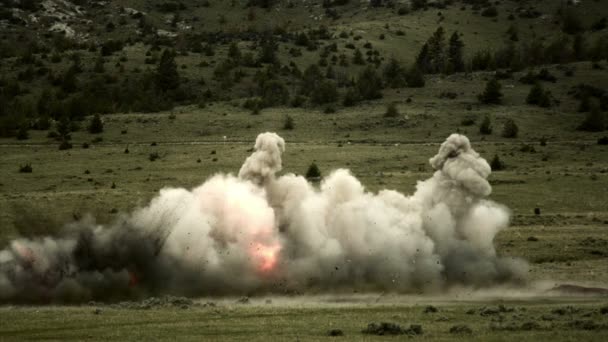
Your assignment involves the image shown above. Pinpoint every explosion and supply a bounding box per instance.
[251,242,281,273]
[0,132,528,303]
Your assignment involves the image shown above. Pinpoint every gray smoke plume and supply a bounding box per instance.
[0,133,527,303]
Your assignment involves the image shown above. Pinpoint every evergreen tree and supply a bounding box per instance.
[578,101,605,132]
[88,114,104,134]
[526,83,545,105]
[228,42,241,61]
[415,43,431,73]
[352,48,365,65]
[356,67,383,100]
[156,50,179,92]
[478,78,503,104]
[311,80,339,105]
[479,115,493,135]
[383,58,407,88]
[305,162,321,180]
[490,154,505,170]
[406,64,425,88]
[257,35,278,64]
[427,27,446,73]
[447,31,465,73]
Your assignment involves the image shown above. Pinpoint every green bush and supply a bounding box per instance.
[479,116,493,135]
[490,154,505,170]
[305,162,321,180]
[385,103,400,117]
[502,119,519,138]
[478,78,503,104]
[283,115,294,130]
[88,114,104,134]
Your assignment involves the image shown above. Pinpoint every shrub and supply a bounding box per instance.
[305,162,321,180]
[343,88,360,106]
[502,119,519,138]
[598,136,608,145]
[357,67,383,100]
[19,163,33,173]
[88,114,104,134]
[59,141,73,150]
[526,83,552,107]
[479,116,493,135]
[385,103,399,117]
[16,125,29,140]
[406,64,425,88]
[311,80,339,105]
[283,115,294,130]
[478,78,503,104]
[481,7,498,17]
[578,102,605,132]
[461,118,475,126]
[149,152,160,161]
[490,154,504,170]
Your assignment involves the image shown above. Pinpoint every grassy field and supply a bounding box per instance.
[1,297,607,341]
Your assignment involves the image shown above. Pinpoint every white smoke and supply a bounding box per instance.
[0,132,527,302]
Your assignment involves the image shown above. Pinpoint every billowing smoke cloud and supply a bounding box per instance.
[0,133,527,303]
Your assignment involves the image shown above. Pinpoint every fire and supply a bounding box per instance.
[251,242,281,273]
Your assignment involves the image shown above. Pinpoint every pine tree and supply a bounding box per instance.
[305,162,321,180]
[406,64,425,88]
[356,67,383,100]
[88,114,104,134]
[578,101,605,132]
[502,119,519,138]
[447,31,465,73]
[383,58,407,88]
[228,42,241,61]
[479,115,493,135]
[156,50,179,92]
[352,48,365,65]
[490,154,505,170]
[427,27,446,73]
[526,83,545,105]
[478,78,503,104]
[415,43,431,73]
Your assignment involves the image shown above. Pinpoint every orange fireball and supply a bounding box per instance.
[251,242,281,273]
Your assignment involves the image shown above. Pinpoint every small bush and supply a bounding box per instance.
[479,116,493,135]
[283,115,294,130]
[88,114,104,134]
[59,141,72,150]
[490,154,505,170]
[481,7,498,17]
[461,118,475,126]
[385,103,399,117]
[502,119,519,138]
[578,103,605,132]
[149,152,160,161]
[598,136,608,145]
[19,163,33,173]
[305,162,321,180]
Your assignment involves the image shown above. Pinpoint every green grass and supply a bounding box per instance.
[1,299,607,341]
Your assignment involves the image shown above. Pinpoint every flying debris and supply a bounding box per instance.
[0,133,527,303]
